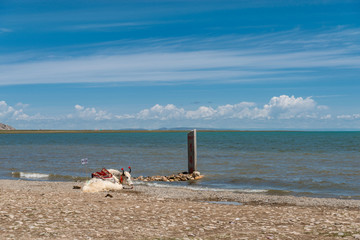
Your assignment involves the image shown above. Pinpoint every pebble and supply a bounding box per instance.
[134,171,202,182]
[1,179,360,239]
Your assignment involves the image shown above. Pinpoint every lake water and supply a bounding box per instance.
[0,131,359,199]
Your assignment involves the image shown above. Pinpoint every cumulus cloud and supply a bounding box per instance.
[186,106,216,120]
[136,104,185,120]
[116,95,325,121]
[262,95,317,119]
[0,101,15,118]
[72,104,112,120]
[0,100,53,121]
[321,114,332,120]
[337,114,360,120]
[4,96,360,130]
[0,100,31,120]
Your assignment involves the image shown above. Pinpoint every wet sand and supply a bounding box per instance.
[1,180,360,239]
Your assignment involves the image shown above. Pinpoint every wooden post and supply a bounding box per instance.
[187,129,197,173]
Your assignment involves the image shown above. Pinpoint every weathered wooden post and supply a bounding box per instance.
[187,129,197,173]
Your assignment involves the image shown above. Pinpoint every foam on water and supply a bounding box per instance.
[206,201,243,206]
[135,180,269,193]
[10,171,89,182]
[12,172,50,180]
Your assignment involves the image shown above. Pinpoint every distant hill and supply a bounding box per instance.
[0,123,15,130]
[157,127,225,131]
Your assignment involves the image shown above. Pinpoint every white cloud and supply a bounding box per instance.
[263,95,317,119]
[114,114,135,120]
[1,49,358,86]
[0,28,359,86]
[122,95,325,121]
[337,114,360,120]
[66,21,169,31]
[321,114,332,120]
[72,104,112,121]
[136,104,186,120]
[2,95,360,129]
[15,102,29,108]
[0,100,45,121]
[0,101,16,118]
[186,106,216,120]
[0,28,12,33]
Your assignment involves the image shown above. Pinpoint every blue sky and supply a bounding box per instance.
[0,0,359,130]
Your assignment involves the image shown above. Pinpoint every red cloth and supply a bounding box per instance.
[91,168,113,180]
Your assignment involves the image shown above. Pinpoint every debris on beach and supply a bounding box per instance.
[134,171,203,182]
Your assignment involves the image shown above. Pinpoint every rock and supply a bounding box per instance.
[0,123,15,130]
[135,172,204,182]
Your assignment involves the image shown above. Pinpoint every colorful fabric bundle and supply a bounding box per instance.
[91,168,113,180]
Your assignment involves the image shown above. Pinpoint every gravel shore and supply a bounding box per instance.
[1,179,360,239]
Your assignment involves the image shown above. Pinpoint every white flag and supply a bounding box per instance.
[81,158,88,165]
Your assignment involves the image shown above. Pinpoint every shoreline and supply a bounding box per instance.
[1,129,356,134]
[1,179,360,239]
[3,178,360,207]
[6,173,360,201]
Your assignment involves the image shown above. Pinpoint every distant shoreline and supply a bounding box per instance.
[1,129,356,134]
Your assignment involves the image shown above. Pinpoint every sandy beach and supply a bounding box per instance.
[0,180,360,239]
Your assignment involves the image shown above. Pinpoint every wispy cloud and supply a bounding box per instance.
[0,27,359,86]
[0,28,12,33]
[64,21,173,31]
[0,50,358,85]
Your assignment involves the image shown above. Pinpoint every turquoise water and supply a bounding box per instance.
[0,131,359,199]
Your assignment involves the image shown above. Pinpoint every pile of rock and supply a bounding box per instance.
[134,171,203,182]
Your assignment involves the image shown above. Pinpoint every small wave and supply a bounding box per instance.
[206,201,243,206]
[134,180,268,193]
[11,171,89,182]
[12,172,49,180]
[134,181,171,188]
[235,189,268,193]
